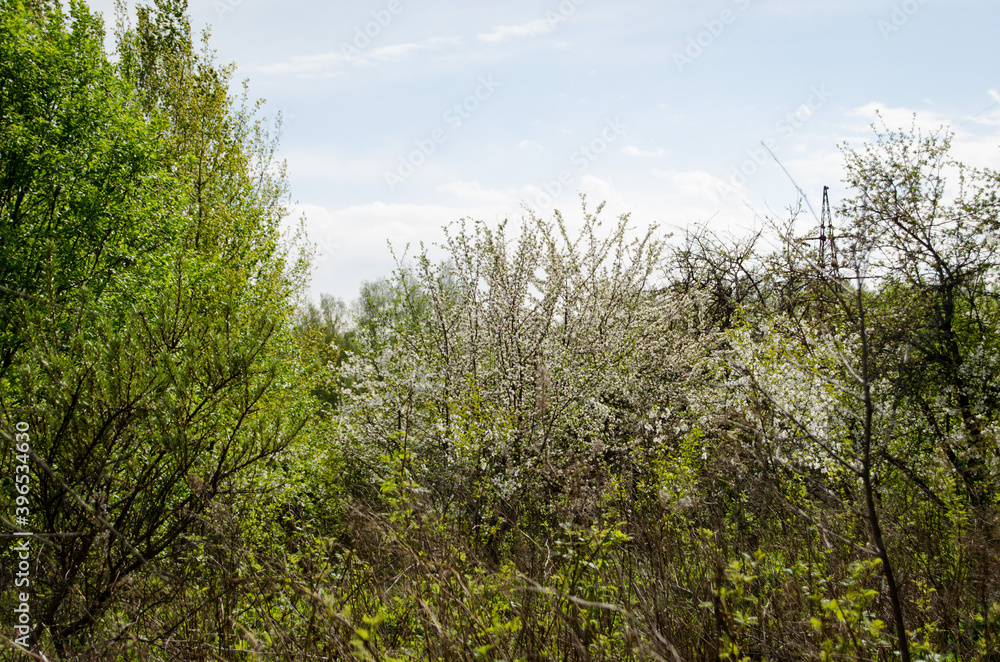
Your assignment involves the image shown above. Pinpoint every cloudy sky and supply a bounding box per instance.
[87,0,1000,300]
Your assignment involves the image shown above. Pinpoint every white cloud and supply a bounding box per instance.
[285,150,384,183]
[477,19,554,43]
[517,140,544,150]
[847,101,952,135]
[578,175,628,208]
[623,145,665,158]
[652,169,734,203]
[363,36,464,63]
[258,52,348,76]
[968,90,1000,127]
[360,42,439,62]
[293,198,531,299]
[846,100,1000,170]
[258,36,462,75]
[435,181,513,206]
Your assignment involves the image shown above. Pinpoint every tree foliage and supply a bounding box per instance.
[2,2,999,659]
[1,0,309,656]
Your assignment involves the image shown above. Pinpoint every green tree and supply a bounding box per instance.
[1,0,310,656]
[0,0,175,381]
[294,293,358,409]
[726,123,1000,659]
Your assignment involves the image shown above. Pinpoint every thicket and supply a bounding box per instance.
[2,1,999,660]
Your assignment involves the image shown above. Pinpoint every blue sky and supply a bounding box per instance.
[89,0,1000,301]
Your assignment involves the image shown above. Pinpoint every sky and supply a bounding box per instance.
[85,0,1000,301]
